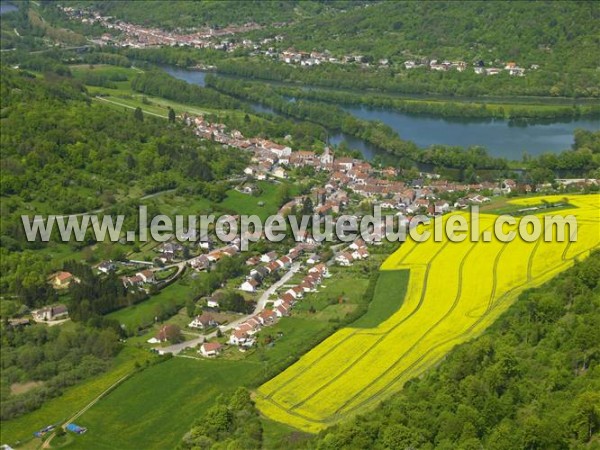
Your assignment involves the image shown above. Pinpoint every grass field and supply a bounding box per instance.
[351,270,409,328]
[107,277,195,331]
[0,346,149,446]
[221,181,287,220]
[255,194,600,432]
[66,357,262,450]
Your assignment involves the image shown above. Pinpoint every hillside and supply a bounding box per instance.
[219,1,600,97]
[69,1,366,30]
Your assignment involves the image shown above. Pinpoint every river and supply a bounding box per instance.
[163,66,599,161]
[0,2,18,15]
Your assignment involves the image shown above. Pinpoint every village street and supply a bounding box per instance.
[156,262,301,355]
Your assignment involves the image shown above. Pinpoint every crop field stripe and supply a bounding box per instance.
[486,243,509,313]
[256,196,600,431]
[332,241,584,419]
[284,240,453,410]
[262,241,451,401]
[332,226,489,415]
[333,238,600,419]
[258,242,599,428]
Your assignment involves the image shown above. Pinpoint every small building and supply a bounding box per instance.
[189,313,217,329]
[199,342,223,357]
[240,278,259,292]
[32,304,69,322]
[136,270,155,284]
[49,271,77,289]
[97,261,116,274]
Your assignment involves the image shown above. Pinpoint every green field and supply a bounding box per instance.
[0,346,150,446]
[220,181,286,220]
[352,269,409,328]
[7,260,379,449]
[65,357,261,450]
[107,277,195,331]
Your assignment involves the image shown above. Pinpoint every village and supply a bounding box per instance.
[11,105,596,364]
[57,5,534,78]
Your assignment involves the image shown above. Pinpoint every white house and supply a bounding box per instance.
[335,252,354,266]
[240,278,259,292]
[206,298,220,308]
[136,270,155,284]
[260,251,278,263]
[229,330,248,345]
[199,342,222,357]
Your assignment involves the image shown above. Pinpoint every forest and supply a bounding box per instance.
[235,1,600,98]
[75,1,364,30]
[1,323,121,420]
[275,86,600,121]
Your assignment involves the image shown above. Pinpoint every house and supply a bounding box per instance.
[189,313,217,329]
[121,275,143,288]
[250,266,270,280]
[267,261,281,273]
[300,279,316,292]
[229,329,249,345]
[501,179,517,194]
[286,286,304,299]
[309,263,330,278]
[276,293,296,307]
[49,271,77,289]
[275,304,290,317]
[352,247,369,260]
[206,296,220,309]
[260,251,278,263]
[258,309,277,325]
[434,201,450,215]
[240,278,259,292]
[306,254,321,265]
[190,255,210,271]
[97,261,116,274]
[32,304,68,322]
[336,252,354,266]
[136,270,155,284]
[199,342,223,357]
[349,238,366,251]
[246,255,261,266]
[276,256,292,270]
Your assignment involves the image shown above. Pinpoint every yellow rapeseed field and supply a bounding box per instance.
[255,194,600,432]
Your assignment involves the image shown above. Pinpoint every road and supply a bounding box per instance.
[156,262,301,355]
[93,96,168,118]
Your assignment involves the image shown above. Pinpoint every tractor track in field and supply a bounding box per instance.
[286,241,451,409]
[257,197,600,428]
[333,243,600,420]
[260,240,451,402]
[331,226,487,416]
[485,243,510,314]
[260,246,600,426]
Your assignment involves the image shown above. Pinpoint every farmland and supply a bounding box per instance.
[255,194,600,432]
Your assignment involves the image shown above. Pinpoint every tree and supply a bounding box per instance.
[168,107,176,123]
[186,299,196,318]
[134,107,144,122]
[163,324,183,344]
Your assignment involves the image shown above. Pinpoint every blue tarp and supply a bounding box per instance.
[66,423,87,434]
